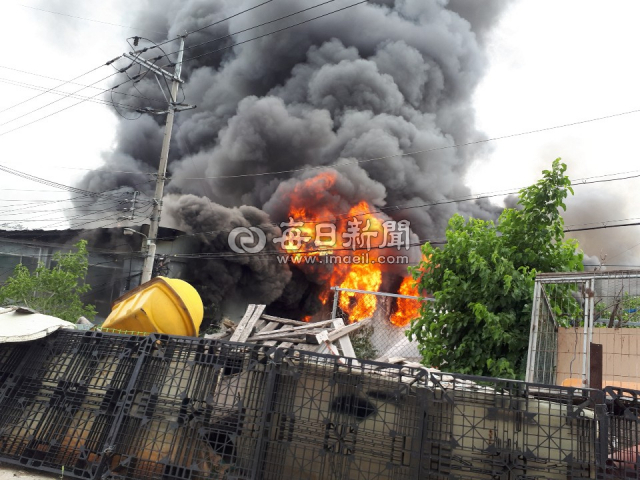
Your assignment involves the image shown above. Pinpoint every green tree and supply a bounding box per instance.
[408,159,583,379]
[0,240,97,322]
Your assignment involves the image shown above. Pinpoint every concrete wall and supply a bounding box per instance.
[557,327,640,389]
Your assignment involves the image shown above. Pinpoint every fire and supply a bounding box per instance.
[390,276,421,327]
[280,170,418,325]
[338,264,383,320]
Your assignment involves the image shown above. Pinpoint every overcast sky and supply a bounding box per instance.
[1,0,639,265]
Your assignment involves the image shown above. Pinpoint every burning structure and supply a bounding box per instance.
[74,0,510,326]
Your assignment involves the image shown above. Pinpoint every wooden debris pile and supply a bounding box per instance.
[205,304,369,357]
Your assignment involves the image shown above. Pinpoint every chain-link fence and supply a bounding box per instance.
[329,287,431,361]
[526,270,640,389]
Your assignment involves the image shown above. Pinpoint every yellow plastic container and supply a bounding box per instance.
[102,277,204,336]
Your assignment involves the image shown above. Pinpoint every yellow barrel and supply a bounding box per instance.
[102,277,204,336]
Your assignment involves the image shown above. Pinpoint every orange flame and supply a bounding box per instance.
[390,276,421,327]
[282,171,417,324]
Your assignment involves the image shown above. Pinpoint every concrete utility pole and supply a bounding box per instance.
[124,36,193,284]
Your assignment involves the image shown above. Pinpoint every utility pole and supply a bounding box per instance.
[124,36,194,284]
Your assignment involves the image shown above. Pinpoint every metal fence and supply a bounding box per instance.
[526,270,640,389]
[2,329,640,479]
[329,287,429,361]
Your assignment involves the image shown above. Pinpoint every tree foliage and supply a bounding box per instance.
[0,240,96,322]
[408,159,583,379]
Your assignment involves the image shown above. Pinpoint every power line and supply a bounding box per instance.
[564,221,640,233]
[0,69,150,139]
[160,218,640,262]
[0,69,167,107]
[0,60,117,115]
[172,0,340,57]
[0,178,154,223]
[181,0,277,38]
[186,126,640,181]
[0,2,363,139]
[142,0,277,51]
[0,163,121,198]
[17,3,166,35]
[182,1,367,64]
[0,1,279,129]
[155,168,640,242]
[0,76,160,114]
[0,70,121,128]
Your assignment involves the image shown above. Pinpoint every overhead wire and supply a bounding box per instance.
[2,0,280,126]
[0,76,161,114]
[0,2,366,141]
[164,0,340,58]
[139,0,277,51]
[0,59,117,115]
[0,65,168,106]
[180,1,368,64]
[5,2,640,263]
[155,168,640,241]
[158,217,640,262]
[17,3,167,35]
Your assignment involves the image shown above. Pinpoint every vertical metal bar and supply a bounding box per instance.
[582,281,590,387]
[587,278,595,347]
[93,336,151,479]
[586,278,596,387]
[595,399,610,476]
[525,281,542,383]
[250,349,283,479]
[413,387,429,480]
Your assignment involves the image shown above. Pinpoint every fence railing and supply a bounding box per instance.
[1,329,640,479]
[329,286,431,360]
[526,270,640,389]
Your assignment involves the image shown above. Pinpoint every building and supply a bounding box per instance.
[0,226,194,321]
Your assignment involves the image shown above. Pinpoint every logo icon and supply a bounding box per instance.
[228,227,267,254]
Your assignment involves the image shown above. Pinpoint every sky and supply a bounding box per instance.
[0,0,639,265]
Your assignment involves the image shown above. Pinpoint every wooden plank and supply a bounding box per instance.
[247,328,326,342]
[260,314,309,326]
[590,342,603,391]
[252,319,338,337]
[336,333,356,358]
[253,320,268,332]
[255,320,282,347]
[204,332,230,340]
[306,330,332,345]
[388,356,407,364]
[327,318,371,342]
[230,304,266,342]
[228,304,255,342]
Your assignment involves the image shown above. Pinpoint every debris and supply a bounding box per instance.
[215,304,357,357]
[0,307,75,343]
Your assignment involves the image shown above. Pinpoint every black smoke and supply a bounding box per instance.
[75,0,511,322]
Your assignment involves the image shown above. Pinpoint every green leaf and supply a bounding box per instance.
[0,240,96,322]
[408,159,583,379]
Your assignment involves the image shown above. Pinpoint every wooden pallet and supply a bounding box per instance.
[205,304,370,358]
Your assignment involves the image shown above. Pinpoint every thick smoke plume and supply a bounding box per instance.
[75,0,511,321]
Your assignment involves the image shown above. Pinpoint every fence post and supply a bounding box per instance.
[582,280,591,388]
[525,281,542,383]
[589,342,603,392]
